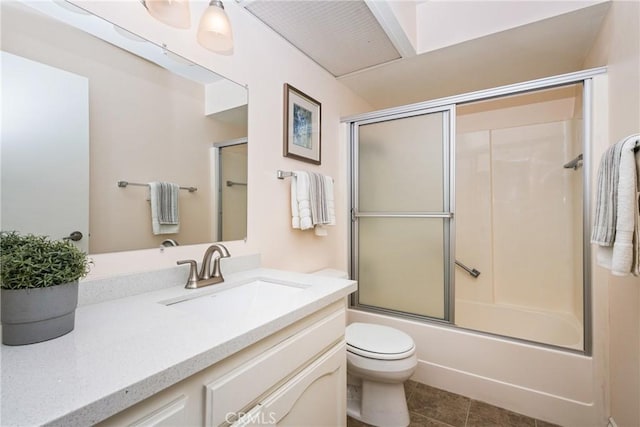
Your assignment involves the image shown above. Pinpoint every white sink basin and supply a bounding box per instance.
[166,279,307,323]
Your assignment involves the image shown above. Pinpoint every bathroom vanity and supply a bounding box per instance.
[0,263,356,426]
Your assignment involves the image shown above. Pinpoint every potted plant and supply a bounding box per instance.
[1,231,91,345]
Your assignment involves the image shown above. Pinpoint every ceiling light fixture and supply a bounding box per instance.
[197,0,234,55]
[142,0,191,30]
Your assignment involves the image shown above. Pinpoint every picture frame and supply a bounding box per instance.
[283,83,321,165]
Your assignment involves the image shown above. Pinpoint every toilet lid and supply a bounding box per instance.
[346,323,415,360]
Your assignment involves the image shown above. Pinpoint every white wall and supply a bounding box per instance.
[584,2,640,426]
[70,1,371,279]
[415,0,608,54]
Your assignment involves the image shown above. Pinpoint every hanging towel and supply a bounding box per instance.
[291,171,313,230]
[149,181,180,235]
[611,135,640,275]
[314,174,336,236]
[290,171,335,235]
[591,141,625,245]
[592,134,640,276]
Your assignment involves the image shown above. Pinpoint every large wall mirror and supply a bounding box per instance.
[0,0,248,254]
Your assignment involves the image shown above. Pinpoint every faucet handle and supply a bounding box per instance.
[211,257,223,279]
[211,244,230,279]
[177,259,199,289]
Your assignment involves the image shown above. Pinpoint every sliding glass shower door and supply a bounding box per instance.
[351,107,455,321]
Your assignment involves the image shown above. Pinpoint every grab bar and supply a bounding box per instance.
[455,260,481,278]
[563,153,583,170]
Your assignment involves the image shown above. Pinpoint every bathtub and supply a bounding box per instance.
[454,299,583,350]
[347,308,605,427]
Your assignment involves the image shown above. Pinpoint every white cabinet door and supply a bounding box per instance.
[205,310,345,427]
[234,341,346,427]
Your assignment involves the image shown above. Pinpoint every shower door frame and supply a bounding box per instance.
[350,105,457,322]
[345,67,607,355]
[213,138,248,241]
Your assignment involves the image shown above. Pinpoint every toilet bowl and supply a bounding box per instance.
[346,322,417,427]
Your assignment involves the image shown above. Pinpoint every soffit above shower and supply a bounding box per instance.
[238,0,402,77]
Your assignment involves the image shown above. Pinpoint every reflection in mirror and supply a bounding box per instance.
[214,138,248,241]
[0,0,248,254]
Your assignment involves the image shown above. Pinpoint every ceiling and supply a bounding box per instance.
[240,0,611,110]
[242,0,401,76]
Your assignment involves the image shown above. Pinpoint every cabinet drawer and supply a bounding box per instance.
[233,341,346,427]
[205,309,345,427]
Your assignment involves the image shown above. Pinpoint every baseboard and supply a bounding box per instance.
[411,359,596,427]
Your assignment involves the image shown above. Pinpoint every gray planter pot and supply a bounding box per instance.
[1,281,78,345]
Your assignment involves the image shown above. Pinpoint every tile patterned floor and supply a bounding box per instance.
[347,381,562,427]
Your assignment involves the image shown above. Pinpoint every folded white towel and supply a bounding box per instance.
[297,172,314,230]
[149,181,180,235]
[291,174,300,229]
[290,171,335,236]
[611,135,640,276]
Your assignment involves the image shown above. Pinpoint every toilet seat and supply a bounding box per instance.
[346,323,415,361]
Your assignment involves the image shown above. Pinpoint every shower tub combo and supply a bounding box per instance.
[345,69,608,426]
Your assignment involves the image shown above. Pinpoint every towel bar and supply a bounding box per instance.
[117,181,197,193]
[277,170,295,179]
[277,170,334,181]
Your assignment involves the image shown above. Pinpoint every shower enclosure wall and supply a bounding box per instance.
[455,84,584,350]
[348,77,593,354]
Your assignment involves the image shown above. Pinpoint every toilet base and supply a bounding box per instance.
[346,378,410,427]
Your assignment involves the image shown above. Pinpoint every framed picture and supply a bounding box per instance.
[283,83,321,165]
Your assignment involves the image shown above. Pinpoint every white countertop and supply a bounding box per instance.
[0,268,356,426]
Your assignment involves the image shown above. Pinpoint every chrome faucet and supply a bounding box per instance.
[177,243,230,289]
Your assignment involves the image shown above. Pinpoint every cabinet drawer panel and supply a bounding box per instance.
[129,395,189,427]
[205,309,345,427]
[234,341,346,427]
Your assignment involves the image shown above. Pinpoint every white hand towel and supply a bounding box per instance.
[149,181,180,235]
[290,171,335,236]
[291,174,300,229]
[291,172,313,230]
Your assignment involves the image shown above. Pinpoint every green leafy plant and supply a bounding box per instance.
[0,231,91,290]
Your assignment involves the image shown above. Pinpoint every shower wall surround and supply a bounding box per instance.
[455,84,585,349]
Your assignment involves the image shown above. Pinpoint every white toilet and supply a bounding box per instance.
[346,322,417,427]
